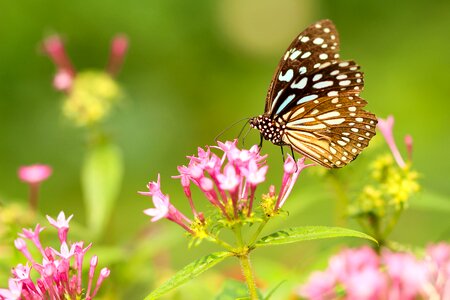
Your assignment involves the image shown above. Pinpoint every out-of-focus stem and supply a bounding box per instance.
[29,183,40,212]
[239,254,258,300]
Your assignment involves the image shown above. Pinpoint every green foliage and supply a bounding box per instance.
[144,251,232,300]
[81,139,123,239]
[215,280,263,300]
[255,226,377,247]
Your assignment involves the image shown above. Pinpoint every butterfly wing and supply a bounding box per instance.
[264,19,377,168]
[265,19,340,116]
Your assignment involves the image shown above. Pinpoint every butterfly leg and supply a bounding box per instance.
[280,146,285,163]
[258,134,264,149]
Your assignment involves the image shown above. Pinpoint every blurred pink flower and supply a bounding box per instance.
[1,212,109,299]
[42,33,128,92]
[107,35,129,76]
[0,278,22,300]
[404,134,413,162]
[297,271,336,300]
[298,244,450,300]
[18,164,52,184]
[377,116,406,168]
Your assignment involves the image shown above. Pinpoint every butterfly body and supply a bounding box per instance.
[252,19,377,168]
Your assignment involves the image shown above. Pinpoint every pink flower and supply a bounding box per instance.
[18,164,52,211]
[107,35,129,76]
[18,164,52,184]
[427,243,450,268]
[47,211,73,243]
[345,267,386,300]
[298,244,450,300]
[275,156,315,210]
[42,35,75,75]
[383,250,429,299]
[298,271,336,300]
[51,242,76,260]
[216,164,240,192]
[42,33,128,92]
[140,175,193,232]
[404,134,413,162]
[0,213,109,299]
[0,278,22,300]
[141,140,313,228]
[143,193,170,222]
[53,69,73,91]
[377,116,406,168]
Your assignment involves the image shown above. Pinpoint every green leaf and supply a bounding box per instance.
[215,280,262,300]
[255,226,377,247]
[144,251,233,300]
[81,140,123,238]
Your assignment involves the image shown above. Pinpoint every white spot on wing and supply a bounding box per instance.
[299,66,307,74]
[317,111,340,120]
[312,74,323,82]
[301,52,311,59]
[319,53,328,60]
[324,118,345,125]
[289,50,302,60]
[297,94,318,104]
[291,77,308,89]
[300,36,310,43]
[270,90,283,112]
[313,81,333,89]
[313,37,324,45]
[289,117,315,125]
[275,94,295,114]
[279,69,294,82]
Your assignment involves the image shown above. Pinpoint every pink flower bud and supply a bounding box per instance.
[18,164,52,184]
[107,35,128,76]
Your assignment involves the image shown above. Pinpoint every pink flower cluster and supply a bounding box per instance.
[140,140,313,231]
[42,34,128,92]
[0,212,110,300]
[298,244,450,300]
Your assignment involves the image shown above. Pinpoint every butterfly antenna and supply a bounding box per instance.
[240,124,253,147]
[214,117,252,142]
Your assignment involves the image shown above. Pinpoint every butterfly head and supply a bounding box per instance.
[249,115,286,145]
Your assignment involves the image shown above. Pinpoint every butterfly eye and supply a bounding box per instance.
[253,19,377,168]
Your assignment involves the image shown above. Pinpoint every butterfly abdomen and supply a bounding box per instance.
[249,115,286,145]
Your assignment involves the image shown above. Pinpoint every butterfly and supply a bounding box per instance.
[249,19,377,168]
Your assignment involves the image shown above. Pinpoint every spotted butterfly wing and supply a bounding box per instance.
[250,19,377,168]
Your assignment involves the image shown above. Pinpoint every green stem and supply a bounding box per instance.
[239,254,258,300]
[249,219,269,246]
[207,236,234,251]
[382,208,403,240]
[233,224,244,247]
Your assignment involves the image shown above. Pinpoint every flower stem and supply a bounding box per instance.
[238,254,258,300]
[207,236,234,251]
[382,207,403,240]
[29,183,40,212]
[249,218,268,246]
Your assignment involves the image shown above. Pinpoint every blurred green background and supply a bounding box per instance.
[0,0,449,299]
